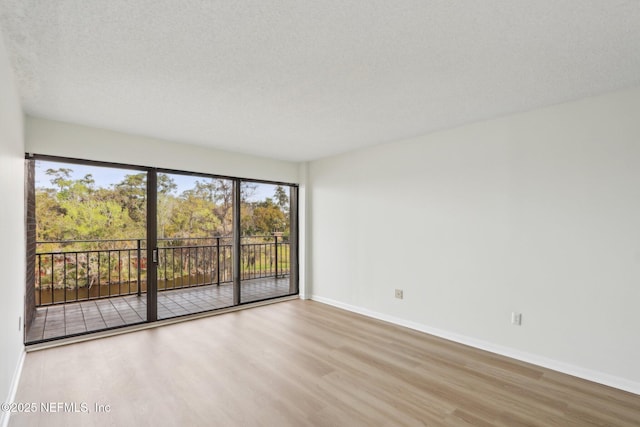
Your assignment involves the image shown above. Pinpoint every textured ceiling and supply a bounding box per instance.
[1,1,639,162]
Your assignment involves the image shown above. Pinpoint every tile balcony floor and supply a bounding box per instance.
[26,277,293,343]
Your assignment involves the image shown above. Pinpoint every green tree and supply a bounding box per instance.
[165,188,221,239]
[212,179,233,235]
[114,173,146,223]
[274,185,289,213]
[38,168,138,248]
[35,189,65,243]
[252,198,287,235]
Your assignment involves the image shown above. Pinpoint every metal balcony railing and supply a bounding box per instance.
[35,236,291,306]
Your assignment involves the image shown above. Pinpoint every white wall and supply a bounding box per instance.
[26,117,299,184]
[297,162,310,298]
[309,86,640,393]
[0,29,25,426]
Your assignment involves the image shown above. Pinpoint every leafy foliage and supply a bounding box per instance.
[36,169,291,248]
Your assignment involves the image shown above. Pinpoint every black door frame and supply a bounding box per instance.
[146,169,158,321]
[26,154,299,341]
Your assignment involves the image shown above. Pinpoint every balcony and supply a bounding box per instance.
[27,236,293,342]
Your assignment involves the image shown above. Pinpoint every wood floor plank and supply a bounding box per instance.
[9,299,640,426]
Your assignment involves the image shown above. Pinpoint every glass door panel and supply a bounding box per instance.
[27,157,298,344]
[240,182,297,303]
[156,173,234,319]
[27,160,147,343]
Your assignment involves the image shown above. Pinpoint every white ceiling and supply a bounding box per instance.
[1,1,639,162]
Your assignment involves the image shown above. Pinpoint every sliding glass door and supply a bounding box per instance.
[240,182,298,303]
[27,159,148,342]
[155,172,235,320]
[26,156,298,343]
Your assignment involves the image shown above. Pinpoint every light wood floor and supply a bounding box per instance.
[10,300,640,426]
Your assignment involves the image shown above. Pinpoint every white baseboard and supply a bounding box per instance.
[310,295,640,396]
[1,349,25,427]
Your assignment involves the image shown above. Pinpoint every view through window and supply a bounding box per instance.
[26,158,298,343]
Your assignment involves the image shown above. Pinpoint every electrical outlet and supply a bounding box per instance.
[395,289,403,299]
[511,312,522,326]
